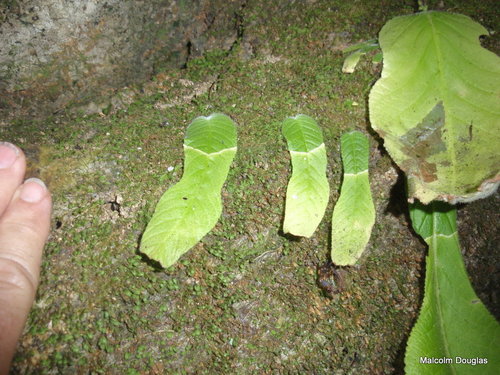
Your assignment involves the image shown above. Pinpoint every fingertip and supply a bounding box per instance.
[0,143,26,217]
[0,177,52,250]
[19,178,49,204]
[0,142,20,170]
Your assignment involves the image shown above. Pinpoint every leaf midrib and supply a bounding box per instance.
[427,12,458,192]
[429,208,456,375]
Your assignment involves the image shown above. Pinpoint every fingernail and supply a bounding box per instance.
[20,178,47,203]
[0,142,19,169]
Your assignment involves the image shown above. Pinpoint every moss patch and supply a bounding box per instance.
[2,0,498,373]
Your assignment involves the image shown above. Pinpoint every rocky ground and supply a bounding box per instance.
[1,0,498,373]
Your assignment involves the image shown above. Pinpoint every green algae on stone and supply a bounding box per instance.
[11,1,500,373]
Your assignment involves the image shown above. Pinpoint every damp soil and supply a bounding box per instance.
[1,0,498,374]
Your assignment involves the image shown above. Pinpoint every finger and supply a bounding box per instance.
[0,178,51,374]
[0,142,26,217]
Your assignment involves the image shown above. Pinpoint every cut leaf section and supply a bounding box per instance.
[369,11,500,204]
[406,201,500,374]
[342,39,380,73]
[282,115,329,238]
[140,114,237,268]
[185,113,237,153]
[342,50,364,74]
[331,131,375,265]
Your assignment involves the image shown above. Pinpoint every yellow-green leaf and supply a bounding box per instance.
[406,201,500,374]
[331,131,375,265]
[140,114,237,268]
[369,11,500,204]
[282,115,329,238]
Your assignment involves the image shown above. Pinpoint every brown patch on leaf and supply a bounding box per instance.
[418,160,438,183]
[399,102,447,183]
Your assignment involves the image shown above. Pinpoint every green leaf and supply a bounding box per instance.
[330,131,375,265]
[406,201,500,374]
[369,11,500,204]
[342,51,364,74]
[140,114,237,268]
[343,39,378,53]
[282,115,329,238]
[184,114,237,153]
[372,52,383,64]
[342,39,380,73]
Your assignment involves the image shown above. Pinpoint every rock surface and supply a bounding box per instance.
[0,0,245,117]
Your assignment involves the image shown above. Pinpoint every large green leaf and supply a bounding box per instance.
[282,115,329,238]
[406,201,500,374]
[330,131,375,265]
[140,114,237,268]
[369,11,500,204]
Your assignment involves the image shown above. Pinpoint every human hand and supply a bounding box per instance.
[0,142,51,374]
